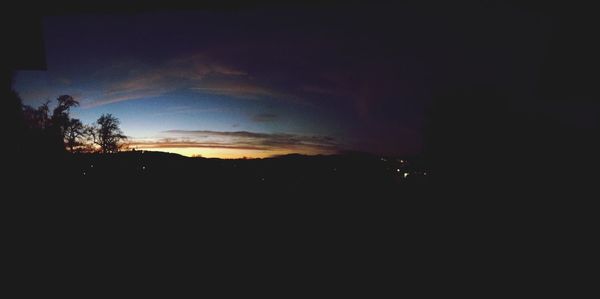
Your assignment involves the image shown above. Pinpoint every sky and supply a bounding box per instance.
[13,2,563,158]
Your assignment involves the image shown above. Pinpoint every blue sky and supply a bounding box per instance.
[16,4,556,157]
[13,9,431,157]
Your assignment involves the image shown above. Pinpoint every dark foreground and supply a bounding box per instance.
[16,151,429,199]
[7,151,440,287]
[5,151,593,294]
[9,151,433,233]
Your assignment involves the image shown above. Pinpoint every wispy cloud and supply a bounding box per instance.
[80,53,315,108]
[209,64,247,76]
[148,106,222,117]
[190,83,276,99]
[81,53,253,108]
[82,70,179,108]
[82,88,169,108]
[191,82,314,106]
[167,53,248,79]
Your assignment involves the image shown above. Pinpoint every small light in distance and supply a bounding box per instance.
[404,172,409,178]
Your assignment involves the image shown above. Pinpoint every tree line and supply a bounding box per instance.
[22,95,126,154]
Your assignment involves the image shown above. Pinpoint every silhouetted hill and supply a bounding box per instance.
[13,150,429,203]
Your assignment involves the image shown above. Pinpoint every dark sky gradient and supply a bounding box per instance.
[13,3,560,158]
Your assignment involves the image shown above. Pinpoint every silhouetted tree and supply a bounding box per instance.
[79,124,97,152]
[64,118,84,152]
[90,114,127,153]
[50,95,80,151]
[21,99,66,154]
[23,100,51,130]
[51,95,79,129]
[22,95,82,154]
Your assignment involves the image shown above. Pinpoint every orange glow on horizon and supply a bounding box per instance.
[132,146,332,159]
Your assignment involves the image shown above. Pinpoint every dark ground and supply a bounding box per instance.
[13,150,430,206]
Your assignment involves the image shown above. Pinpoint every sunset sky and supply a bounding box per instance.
[13,3,553,158]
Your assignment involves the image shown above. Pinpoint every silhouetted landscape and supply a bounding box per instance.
[31,150,429,195]
[8,91,430,201]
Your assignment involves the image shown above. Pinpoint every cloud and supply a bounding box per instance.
[129,129,340,155]
[82,54,252,108]
[82,70,179,108]
[167,53,248,79]
[252,113,278,122]
[148,106,222,117]
[80,53,316,108]
[210,64,247,76]
[190,81,314,106]
[190,85,274,99]
[81,88,169,108]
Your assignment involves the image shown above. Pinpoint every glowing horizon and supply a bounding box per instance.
[129,146,329,159]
